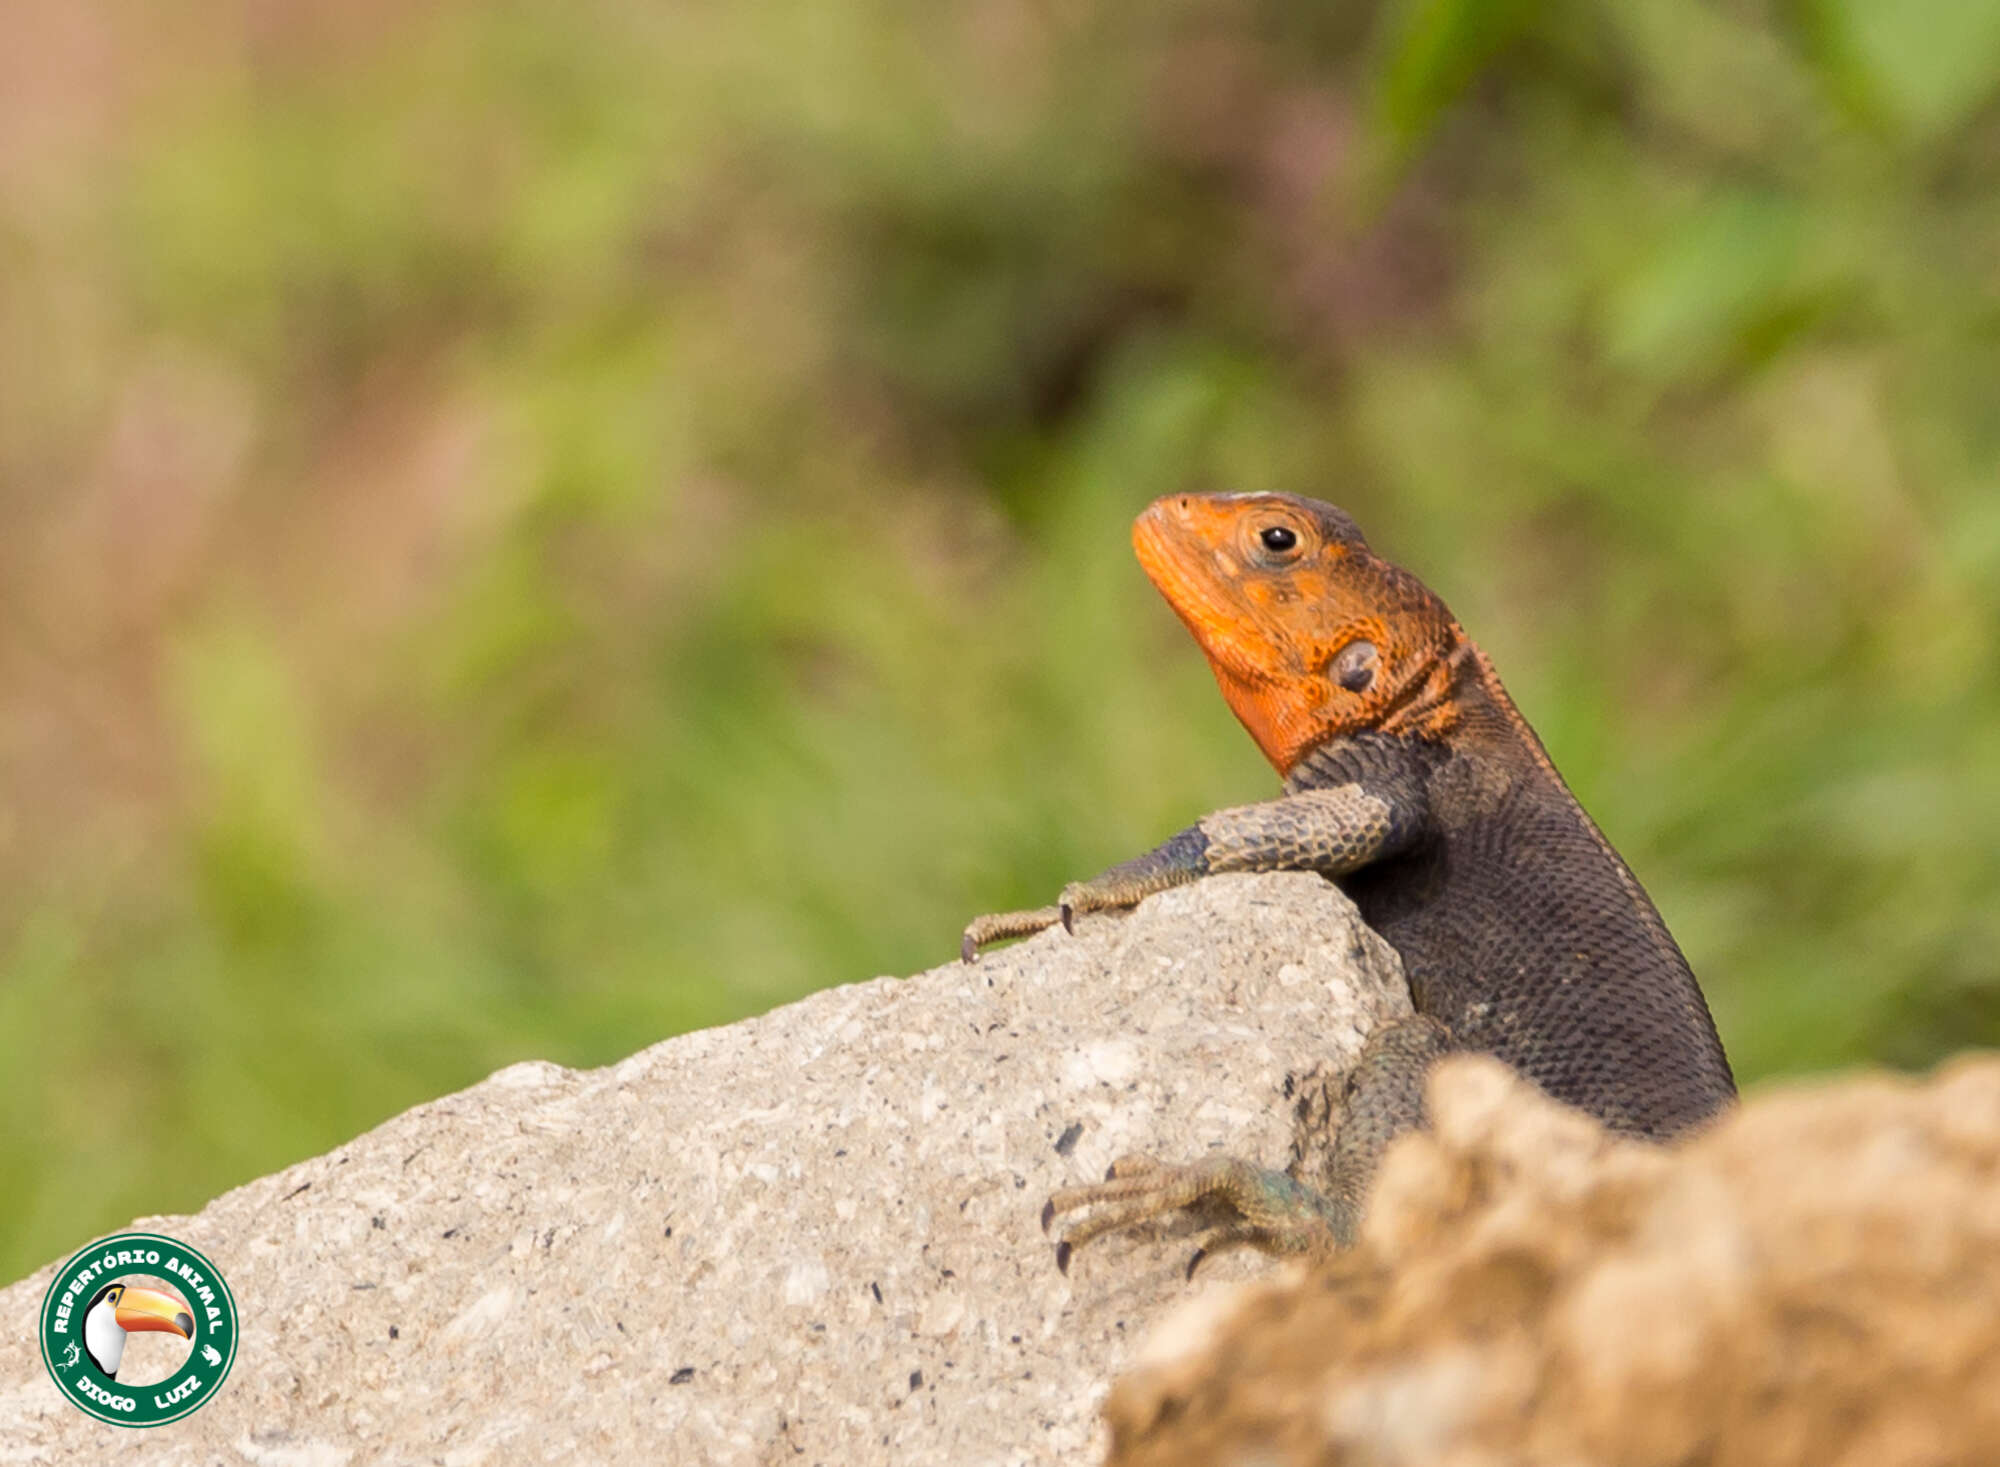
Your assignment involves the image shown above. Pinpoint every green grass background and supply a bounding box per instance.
[3,0,1997,1282]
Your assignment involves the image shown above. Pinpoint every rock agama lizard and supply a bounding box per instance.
[963,492,1735,1265]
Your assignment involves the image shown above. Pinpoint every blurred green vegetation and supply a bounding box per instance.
[3,0,1997,1282]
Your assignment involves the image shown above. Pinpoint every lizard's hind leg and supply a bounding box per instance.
[1041,1015,1452,1274]
[1045,1156,1344,1271]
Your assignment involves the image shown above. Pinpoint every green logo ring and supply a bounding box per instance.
[37,1230,238,1427]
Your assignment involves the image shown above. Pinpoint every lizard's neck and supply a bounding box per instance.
[1448,635,1572,786]
[1370,632,1479,743]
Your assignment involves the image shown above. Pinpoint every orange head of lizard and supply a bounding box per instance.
[1132,491,1464,775]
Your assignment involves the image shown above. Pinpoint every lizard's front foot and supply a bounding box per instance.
[962,827,1215,961]
[958,877,1152,962]
[1042,1154,1349,1277]
[962,857,1200,962]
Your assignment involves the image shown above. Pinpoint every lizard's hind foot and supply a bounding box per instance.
[1042,1153,1349,1275]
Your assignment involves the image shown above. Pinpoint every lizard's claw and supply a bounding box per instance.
[1055,881,1114,934]
[959,905,1065,962]
[1058,874,1163,927]
[1041,1154,1344,1275]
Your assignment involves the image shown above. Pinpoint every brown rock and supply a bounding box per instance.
[1106,1053,2000,1467]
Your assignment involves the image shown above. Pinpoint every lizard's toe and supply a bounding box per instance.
[959,905,1066,961]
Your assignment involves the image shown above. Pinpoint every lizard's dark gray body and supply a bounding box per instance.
[1298,715,1734,1141]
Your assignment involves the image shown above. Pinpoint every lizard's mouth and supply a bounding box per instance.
[1133,500,1331,773]
[1131,505,1284,686]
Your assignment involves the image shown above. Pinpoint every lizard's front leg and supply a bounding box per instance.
[960,784,1408,962]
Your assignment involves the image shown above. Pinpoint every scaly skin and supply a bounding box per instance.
[964,492,1735,1270]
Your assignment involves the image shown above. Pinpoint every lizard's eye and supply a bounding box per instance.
[1333,639,1378,693]
[1244,515,1312,566]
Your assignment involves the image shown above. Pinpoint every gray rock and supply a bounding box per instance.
[0,872,1407,1465]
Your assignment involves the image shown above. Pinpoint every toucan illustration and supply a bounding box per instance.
[79,1281,194,1380]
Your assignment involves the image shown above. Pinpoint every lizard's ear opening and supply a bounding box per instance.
[1333,639,1379,693]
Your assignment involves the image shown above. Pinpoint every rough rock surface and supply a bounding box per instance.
[0,872,1409,1465]
[1107,1052,2000,1467]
